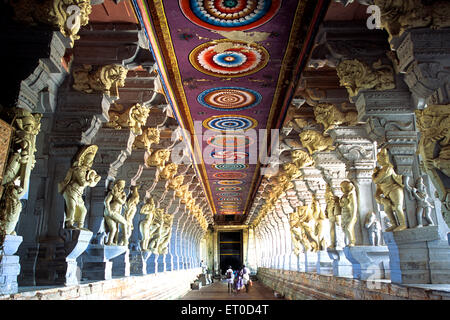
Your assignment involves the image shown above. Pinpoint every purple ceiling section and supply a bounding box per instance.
[161,0,300,215]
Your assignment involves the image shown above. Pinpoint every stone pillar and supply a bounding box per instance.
[0,236,23,295]
[111,249,130,277]
[81,244,128,280]
[330,126,391,280]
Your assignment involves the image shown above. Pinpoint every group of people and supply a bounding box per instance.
[225,265,251,294]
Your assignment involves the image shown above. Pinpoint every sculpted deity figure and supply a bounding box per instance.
[133,127,161,153]
[169,175,184,191]
[406,177,435,228]
[122,186,140,246]
[58,145,101,230]
[291,149,315,168]
[372,0,450,40]
[156,213,174,254]
[311,195,327,250]
[314,103,358,132]
[139,197,156,251]
[336,59,395,97]
[104,180,129,246]
[339,181,358,246]
[364,212,382,246]
[289,208,304,255]
[105,104,150,136]
[147,208,165,253]
[72,64,128,97]
[146,149,171,171]
[295,204,320,252]
[1,108,42,236]
[372,148,407,232]
[11,0,92,45]
[160,163,178,180]
[325,185,341,249]
[299,130,335,155]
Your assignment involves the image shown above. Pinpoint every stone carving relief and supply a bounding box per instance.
[72,64,128,97]
[133,127,161,153]
[291,149,315,168]
[159,163,178,180]
[372,148,407,232]
[290,204,320,252]
[11,0,92,45]
[339,180,358,246]
[299,130,335,154]
[139,197,156,251]
[104,180,129,246]
[405,177,435,228]
[373,0,450,40]
[325,185,341,249]
[146,149,171,171]
[311,195,327,250]
[314,103,358,133]
[169,175,184,191]
[1,109,41,237]
[123,186,140,246]
[364,212,382,246]
[58,145,101,231]
[105,104,150,136]
[336,59,395,97]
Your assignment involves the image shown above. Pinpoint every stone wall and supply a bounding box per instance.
[0,268,201,300]
[257,268,450,300]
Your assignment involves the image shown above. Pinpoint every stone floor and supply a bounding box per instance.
[180,278,285,300]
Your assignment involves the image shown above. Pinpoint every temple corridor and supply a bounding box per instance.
[0,0,449,304]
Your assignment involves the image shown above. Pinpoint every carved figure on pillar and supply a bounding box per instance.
[105,104,150,136]
[104,180,129,246]
[1,108,42,237]
[156,213,174,254]
[160,163,178,180]
[406,177,435,228]
[295,204,320,252]
[325,185,341,249]
[169,175,184,191]
[11,0,92,45]
[123,186,140,246]
[139,197,156,251]
[372,148,407,232]
[291,149,315,168]
[133,127,161,153]
[299,130,335,154]
[339,181,358,246]
[372,0,450,40]
[147,208,165,253]
[314,103,358,133]
[146,149,171,171]
[311,195,327,250]
[72,64,128,97]
[364,212,382,246]
[58,145,101,230]
[336,59,395,97]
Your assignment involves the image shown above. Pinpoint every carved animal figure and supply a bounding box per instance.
[291,149,315,168]
[133,127,160,153]
[314,103,358,132]
[299,130,335,154]
[146,149,171,171]
[72,64,128,97]
[106,104,150,136]
[160,163,178,180]
[336,59,395,97]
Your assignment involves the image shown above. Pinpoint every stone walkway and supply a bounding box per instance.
[180,278,284,300]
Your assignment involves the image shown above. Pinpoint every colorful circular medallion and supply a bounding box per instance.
[203,115,257,132]
[207,135,254,149]
[213,163,248,170]
[210,150,249,160]
[213,172,247,179]
[189,40,269,77]
[198,87,262,111]
[217,186,242,191]
[217,180,243,185]
[179,0,282,31]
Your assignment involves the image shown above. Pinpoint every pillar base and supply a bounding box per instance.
[129,250,151,275]
[383,226,450,284]
[0,235,22,295]
[343,245,390,280]
[35,229,92,286]
[316,250,334,275]
[111,249,130,277]
[327,248,353,278]
[146,253,159,274]
[81,244,127,280]
[305,251,318,273]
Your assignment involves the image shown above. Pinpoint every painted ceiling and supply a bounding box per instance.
[134,0,325,222]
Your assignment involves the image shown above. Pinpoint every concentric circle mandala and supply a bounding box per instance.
[217,180,243,185]
[198,87,262,111]
[213,163,248,170]
[204,115,257,132]
[217,186,242,191]
[189,40,269,77]
[210,150,249,160]
[207,134,254,149]
[213,172,247,179]
[217,192,241,196]
[179,0,282,31]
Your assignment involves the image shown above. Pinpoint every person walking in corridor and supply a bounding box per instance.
[242,265,251,293]
[225,266,234,294]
